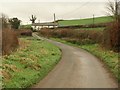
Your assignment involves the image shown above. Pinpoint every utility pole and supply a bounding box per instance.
[38,20,40,23]
[93,14,95,27]
[54,13,56,23]
[53,13,56,28]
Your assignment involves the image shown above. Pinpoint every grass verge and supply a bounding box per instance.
[2,36,61,89]
[51,38,119,82]
[75,27,105,31]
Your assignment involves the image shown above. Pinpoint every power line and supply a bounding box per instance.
[59,0,91,18]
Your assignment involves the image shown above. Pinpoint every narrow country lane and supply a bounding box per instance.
[32,33,118,88]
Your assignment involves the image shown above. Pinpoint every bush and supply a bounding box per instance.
[105,22,120,52]
[15,29,32,36]
[2,29,19,55]
[103,21,120,52]
[110,22,119,52]
[0,30,2,55]
[40,27,120,52]
[39,28,103,45]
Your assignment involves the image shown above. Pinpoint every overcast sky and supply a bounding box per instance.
[0,0,111,24]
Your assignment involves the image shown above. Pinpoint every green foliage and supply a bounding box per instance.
[58,16,112,26]
[9,18,21,29]
[2,37,61,88]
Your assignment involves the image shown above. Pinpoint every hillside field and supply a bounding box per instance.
[58,16,113,26]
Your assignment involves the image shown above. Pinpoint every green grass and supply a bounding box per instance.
[75,27,105,31]
[2,37,61,88]
[58,16,113,26]
[80,44,118,80]
[51,38,119,82]
[20,24,32,29]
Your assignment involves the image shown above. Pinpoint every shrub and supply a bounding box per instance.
[9,18,21,29]
[15,29,32,36]
[102,21,120,52]
[0,30,2,55]
[110,22,119,52]
[2,29,19,55]
[39,28,103,45]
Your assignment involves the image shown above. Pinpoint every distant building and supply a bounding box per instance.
[32,22,58,30]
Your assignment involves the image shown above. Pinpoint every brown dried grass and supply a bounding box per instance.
[2,29,19,55]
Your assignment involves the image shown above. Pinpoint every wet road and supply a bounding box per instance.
[32,34,118,88]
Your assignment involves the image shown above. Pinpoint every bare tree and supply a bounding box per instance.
[107,0,120,21]
[30,15,37,24]
[105,0,120,52]
[0,13,9,29]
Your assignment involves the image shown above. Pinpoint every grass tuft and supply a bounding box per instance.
[2,37,61,88]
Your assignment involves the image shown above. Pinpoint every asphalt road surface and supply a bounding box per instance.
[32,34,118,88]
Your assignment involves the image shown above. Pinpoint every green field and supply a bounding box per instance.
[20,24,32,29]
[2,37,61,88]
[58,16,113,26]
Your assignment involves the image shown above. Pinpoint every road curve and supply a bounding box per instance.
[32,34,118,88]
